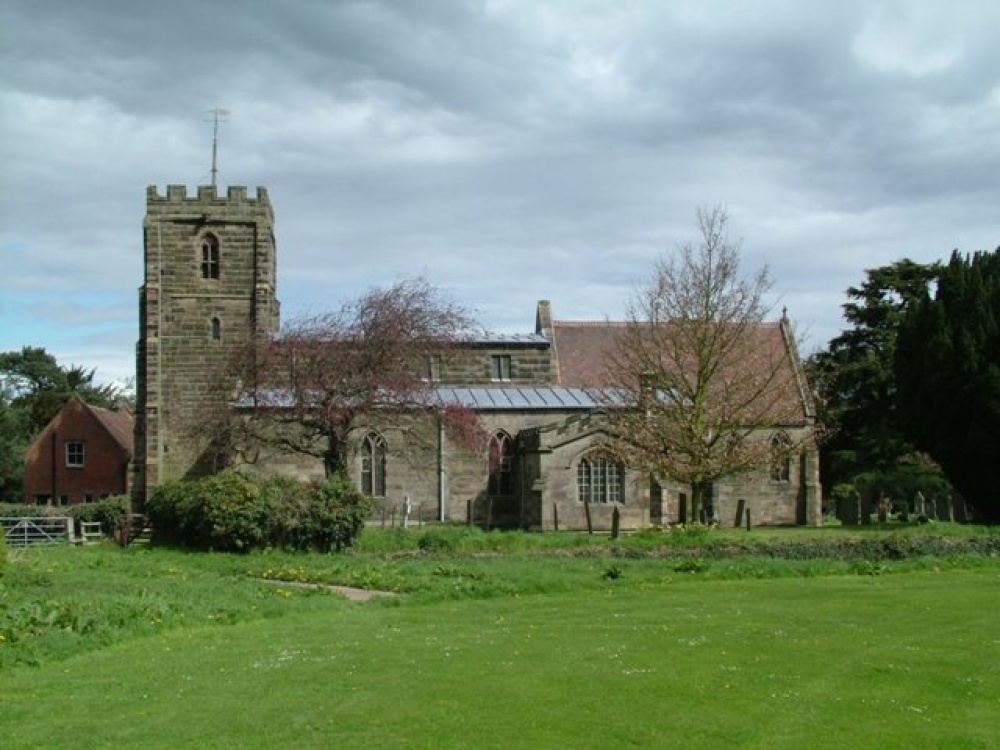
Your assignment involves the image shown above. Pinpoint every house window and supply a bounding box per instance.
[488,431,515,496]
[361,432,386,498]
[65,441,85,468]
[577,452,624,504]
[211,316,222,341]
[770,432,792,482]
[200,233,220,279]
[490,354,512,382]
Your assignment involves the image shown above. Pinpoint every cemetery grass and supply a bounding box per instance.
[1,533,999,749]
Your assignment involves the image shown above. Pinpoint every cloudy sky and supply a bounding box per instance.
[3,0,999,386]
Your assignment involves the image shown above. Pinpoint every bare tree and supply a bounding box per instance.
[603,206,809,522]
[230,276,485,477]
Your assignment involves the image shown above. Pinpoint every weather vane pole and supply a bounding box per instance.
[208,107,230,188]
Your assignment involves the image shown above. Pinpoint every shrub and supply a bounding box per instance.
[0,522,6,576]
[417,529,457,553]
[145,471,370,552]
[304,474,371,552]
[68,495,130,537]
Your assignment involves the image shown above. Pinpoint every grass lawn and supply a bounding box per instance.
[1,535,998,749]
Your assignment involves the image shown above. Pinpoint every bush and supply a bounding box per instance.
[0,503,59,518]
[67,495,130,537]
[145,471,371,552]
[0,522,6,576]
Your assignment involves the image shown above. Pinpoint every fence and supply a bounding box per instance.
[0,516,74,546]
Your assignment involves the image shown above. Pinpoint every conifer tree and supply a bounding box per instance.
[896,249,1000,521]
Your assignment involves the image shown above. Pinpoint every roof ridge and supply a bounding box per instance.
[553,320,627,327]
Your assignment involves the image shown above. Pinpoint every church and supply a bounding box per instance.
[133,184,821,531]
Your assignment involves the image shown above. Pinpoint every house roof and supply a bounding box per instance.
[550,318,813,422]
[23,395,134,463]
[89,403,134,453]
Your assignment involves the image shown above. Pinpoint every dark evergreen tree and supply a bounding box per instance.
[896,249,1000,521]
[810,259,951,515]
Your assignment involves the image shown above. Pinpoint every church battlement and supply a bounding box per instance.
[146,184,271,206]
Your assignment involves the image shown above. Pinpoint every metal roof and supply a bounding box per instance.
[467,332,550,345]
[436,387,602,410]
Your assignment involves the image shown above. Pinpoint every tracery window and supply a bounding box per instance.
[577,452,624,504]
[488,431,515,496]
[200,233,220,279]
[770,432,792,482]
[361,431,386,497]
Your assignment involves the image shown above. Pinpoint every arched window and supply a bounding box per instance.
[577,452,624,504]
[200,233,220,279]
[488,431,515,496]
[770,432,792,482]
[361,432,386,497]
[210,316,221,341]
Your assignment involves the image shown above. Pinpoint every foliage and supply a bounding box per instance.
[227,276,485,477]
[67,495,131,536]
[896,249,1000,521]
[0,522,5,575]
[809,259,951,513]
[603,206,804,520]
[145,471,370,552]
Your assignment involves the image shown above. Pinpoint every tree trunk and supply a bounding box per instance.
[324,432,348,478]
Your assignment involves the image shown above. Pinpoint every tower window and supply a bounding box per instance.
[200,233,220,279]
[211,317,222,341]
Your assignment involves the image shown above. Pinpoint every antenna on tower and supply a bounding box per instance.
[207,107,230,188]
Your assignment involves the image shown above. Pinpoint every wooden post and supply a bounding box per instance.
[584,499,593,535]
[553,503,559,531]
[611,506,620,539]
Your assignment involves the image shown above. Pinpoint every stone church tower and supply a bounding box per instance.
[133,185,280,504]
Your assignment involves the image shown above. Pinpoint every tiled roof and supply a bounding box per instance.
[89,404,134,454]
[551,319,811,421]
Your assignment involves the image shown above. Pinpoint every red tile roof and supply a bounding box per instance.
[551,319,812,423]
[88,403,134,455]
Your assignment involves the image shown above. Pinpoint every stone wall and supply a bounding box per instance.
[134,185,280,503]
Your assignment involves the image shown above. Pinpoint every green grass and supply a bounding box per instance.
[1,532,999,748]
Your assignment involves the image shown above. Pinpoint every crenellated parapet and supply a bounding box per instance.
[146,185,273,220]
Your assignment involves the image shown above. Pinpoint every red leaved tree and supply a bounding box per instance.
[232,276,485,477]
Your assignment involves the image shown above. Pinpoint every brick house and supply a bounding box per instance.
[23,395,133,506]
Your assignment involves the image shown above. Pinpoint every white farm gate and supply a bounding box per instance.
[0,516,75,546]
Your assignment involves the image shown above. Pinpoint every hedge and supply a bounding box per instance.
[145,471,371,552]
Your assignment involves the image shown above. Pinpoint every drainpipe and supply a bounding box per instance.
[50,432,57,505]
[438,417,445,522]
